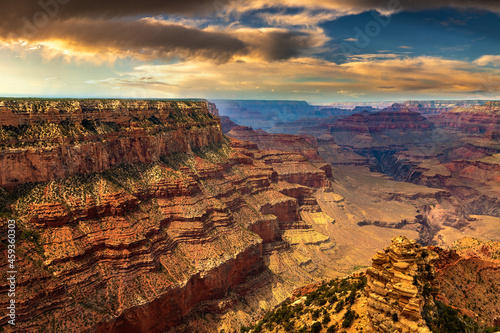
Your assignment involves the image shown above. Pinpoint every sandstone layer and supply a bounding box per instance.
[0,99,334,332]
[365,236,437,333]
[0,99,221,188]
[429,101,500,134]
[226,125,327,163]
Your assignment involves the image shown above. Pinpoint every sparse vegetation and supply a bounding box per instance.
[426,301,499,333]
[311,322,322,333]
[242,275,367,332]
[0,99,215,150]
[341,308,356,328]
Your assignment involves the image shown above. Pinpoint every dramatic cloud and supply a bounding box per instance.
[32,18,247,62]
[231,0,500,15]
[0,0,235,32]
[234,27,328,60]
[83,56,500,101]
[1,0,497,64]
[258,10,344,27]
[1,0,499,100]
[3,0,499,40]
[1,17,326,63]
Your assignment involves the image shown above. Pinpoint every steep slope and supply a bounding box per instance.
[365,236,437,333]
[433,237,500,327]
[226,126,326,163]
[280,102,500,248]
[0,99,335,332]
[0,99,221,187]
[299,108,434,148]
[249,236,500,333]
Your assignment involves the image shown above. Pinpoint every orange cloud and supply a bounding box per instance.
[0,17,328,63]
[474,55,500,66]
[85,56,500,101]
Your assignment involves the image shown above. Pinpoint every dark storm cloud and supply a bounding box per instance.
[32,18,248,62]
[0,0,239,45]
[1,16,321,62]
[1,0,499,37]
[2,0,494,63]
[0,0,231,27]
[238,30,326,60]
[0,0,324,62]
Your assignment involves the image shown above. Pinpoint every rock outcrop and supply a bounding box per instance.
[220,115,239,133]
[226,125,327,163]
[249,236,500,333]
[383,103,453,116]
[331,109,434,133]
[365,236,438,333]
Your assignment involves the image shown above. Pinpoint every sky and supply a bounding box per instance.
[1,0,500,103]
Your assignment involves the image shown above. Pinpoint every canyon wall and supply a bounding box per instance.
[0,99,332,332]
[0,100,222,187]
[330,108,434,133]
[429,101,500,134]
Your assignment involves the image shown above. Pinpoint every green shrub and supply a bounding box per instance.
[346,290,356,305]
[312,309,321,320]
[342,309,356,328]
[335,300,344,313]
[326,324,337,333]
[284,321,294,332]
[423,282,433,297]
[311,322,322,333]
[21,229,40,243]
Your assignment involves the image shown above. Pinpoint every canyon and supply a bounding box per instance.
[0,99,421,332]
[1,98,499,332]
[224,102,500,248]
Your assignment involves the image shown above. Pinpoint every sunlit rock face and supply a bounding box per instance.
[365,236,438,333]
[0,99,222,187]
[0,99,335,332]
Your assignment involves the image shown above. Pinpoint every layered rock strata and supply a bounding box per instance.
[226,126,326,163]
[0,99,221,187]
[365,236,438,333]
[0,99,332,332]
[429,101,500,134]
[331,108,434,133]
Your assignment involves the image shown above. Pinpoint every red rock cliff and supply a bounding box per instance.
[429,102,500,134]
[0,99,331,333]
[0,99,222,187]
